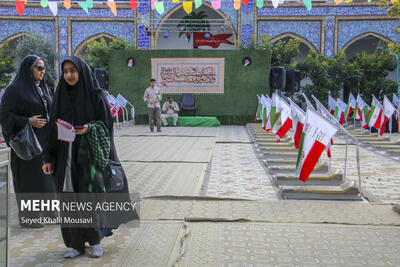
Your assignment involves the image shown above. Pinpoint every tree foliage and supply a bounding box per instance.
[0,42,15,89]
[14,35,58,87]
[240,34,300,69]
[83,37,137,72]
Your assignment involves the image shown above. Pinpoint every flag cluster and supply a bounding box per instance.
[255,93,338,183]
[254,92,400,182]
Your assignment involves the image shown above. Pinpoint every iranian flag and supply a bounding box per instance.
[272,98,292,142]
[380,95,396,136]
[328,95,337,115]
[261,95,272,131]
[369,95,383,129]
[296,107,338,182]
[355,94,370,129]
[393,93,400,132]
[344,93,356,122]
[333,98,347,124]
[254,95,263,122]
[267,93,281,132]
[290,100,305,149]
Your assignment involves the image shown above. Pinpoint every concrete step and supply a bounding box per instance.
[255,140,294,147]
[361,140,400,146]
[263,158,297,165]
[281,180,362,201]
[273,170,344,186]
[270,161,329,174]
[256,145,298,152]
[262,151,298,160]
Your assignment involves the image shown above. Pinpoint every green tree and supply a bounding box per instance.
[345,47,396,103]
[241,34,300,69]
[14,35,58,87]
[297,51,349,102]
[0,42,15,89]
[83,37,137,72]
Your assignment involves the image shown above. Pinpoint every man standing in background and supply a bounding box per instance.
[161,96,179,127]
[144,78,162,132]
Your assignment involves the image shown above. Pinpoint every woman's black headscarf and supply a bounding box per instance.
[51,56,102,126]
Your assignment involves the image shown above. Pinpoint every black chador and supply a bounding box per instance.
[43,56,137,254]
[0,55,56,196]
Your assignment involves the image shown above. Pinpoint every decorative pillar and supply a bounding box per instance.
[324,16,335,57]
[240,0,255,47]
[137,0,151,50]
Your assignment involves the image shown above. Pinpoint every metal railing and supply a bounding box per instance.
[0,146,10,267]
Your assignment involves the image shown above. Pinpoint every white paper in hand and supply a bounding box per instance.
[56,119,76,142]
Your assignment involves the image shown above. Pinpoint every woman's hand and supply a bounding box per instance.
[74,124,88,135]
[42,163,53,174]
[29,115,47,128]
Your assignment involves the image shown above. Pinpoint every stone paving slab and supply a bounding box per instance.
[9,221,183,267]
[115,136,216,163]
[205,143,277,200]
[177,222,400,267]
[123,162,207,198]
[114,125,218,137]
[324,144,400,204]
[216,126,252,143]
[140,199,400,226]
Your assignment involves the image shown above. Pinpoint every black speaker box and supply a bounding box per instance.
[285,70,300,92]
[270,66,286,90]
[95,68,107,89]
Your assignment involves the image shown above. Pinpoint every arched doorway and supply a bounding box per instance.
[155,3,236,50]
[0,32,36,50]
[271,33,317,62]
[73,33,117,57]
[343,32,395,82]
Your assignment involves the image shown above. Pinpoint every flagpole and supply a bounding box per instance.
[343,137,349,182]
[311,94,363,197]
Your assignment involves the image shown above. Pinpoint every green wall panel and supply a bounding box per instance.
[109,50,271,125]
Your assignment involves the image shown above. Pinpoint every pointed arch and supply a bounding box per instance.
[73,33,117,56]
[0,32,36,48]
[341,32,393,52]
[270,32,318,52]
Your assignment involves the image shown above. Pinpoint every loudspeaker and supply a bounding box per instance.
[270,66,286,90]
[285,70,300,92]
[95,68,107,89]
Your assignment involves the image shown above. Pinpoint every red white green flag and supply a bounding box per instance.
[328,95,337,115]
[354,94,370,129]
[267,93,280,132]
[296,107,338,182]
[261,95,272,131]
[369,95,383,129]
[333,98,346,124]
[254,95,262,122]
[289,100,305,149]
[380,95,396,136]
[273,98,292,142]
[344,93,356,122]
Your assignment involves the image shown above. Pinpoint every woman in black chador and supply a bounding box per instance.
[0,55,55,228]
[42,56,137,258]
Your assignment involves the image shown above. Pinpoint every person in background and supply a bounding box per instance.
[143,78,162,132]
[161,96,179,127]
[0,55,55,228]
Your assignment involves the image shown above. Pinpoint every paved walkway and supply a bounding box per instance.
[6,125,400,266]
